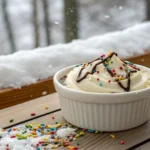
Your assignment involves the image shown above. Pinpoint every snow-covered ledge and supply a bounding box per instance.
[0,22,150,89]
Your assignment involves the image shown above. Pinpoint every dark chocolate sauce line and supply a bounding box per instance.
[76,52,117,82]
[117,70,137,92]
[103,63,114,77]
[76,52,138,92]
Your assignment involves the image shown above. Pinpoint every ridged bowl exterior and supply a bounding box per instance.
[59,95,150,131]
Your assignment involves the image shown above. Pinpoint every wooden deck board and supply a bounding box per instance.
[23,111,150,150]
[25,111,65,125]
[0,77,56,109]
[135,142,150,150]
[0,93,60,128]
[1,93,150,150]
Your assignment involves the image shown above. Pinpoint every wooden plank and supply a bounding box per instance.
[0,77,55,109]
[0,93,60,128]
[127,52,150,68]
[1,90,150,150]
[25,111,65,125]
[21,110,150,150]
[135,142,150,150]
[0,52,150,109]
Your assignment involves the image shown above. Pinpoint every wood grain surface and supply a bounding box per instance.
[135,142,150,150]
[1,93,150,150]
[127,52,150,68]
[0,77,56,109]
[0,93,60,128]
[15,111,150,150]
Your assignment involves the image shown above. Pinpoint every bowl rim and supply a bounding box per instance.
[54,64,150,96]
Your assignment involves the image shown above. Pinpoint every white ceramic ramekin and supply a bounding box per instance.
[53,65,150,131]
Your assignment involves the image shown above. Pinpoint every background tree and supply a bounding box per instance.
[64,0,78,43]
[41,0,51,45]
[146,0,150,20]
[33,0,40,48]
[2,0,16,53]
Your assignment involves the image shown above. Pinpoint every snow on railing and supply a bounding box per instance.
[0,22,150,89]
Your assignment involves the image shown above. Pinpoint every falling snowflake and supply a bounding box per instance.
[54,21,59,25]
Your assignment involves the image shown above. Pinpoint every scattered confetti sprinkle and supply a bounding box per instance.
[120,140,125,145]
[87,129,94,133]
[9,119,14,123]
[82,128,86,132]
[31,113,36,116]
[79,132,85,136]
[110,134,115,138]
[45,105,49,109]
[52,116,55,119]
[95,131,99,134]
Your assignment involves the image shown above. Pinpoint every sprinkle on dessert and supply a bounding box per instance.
[119,66,123,70]
[100,54,105,58]
[118,76,123,80]
[99,83,103,86]
[108,51,113,56]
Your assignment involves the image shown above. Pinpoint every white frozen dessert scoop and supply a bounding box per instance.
[65,52,148,93]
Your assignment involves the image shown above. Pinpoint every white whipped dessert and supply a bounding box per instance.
[65,52,149,93]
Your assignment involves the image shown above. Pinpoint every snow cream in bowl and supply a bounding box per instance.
[54,52,150,131]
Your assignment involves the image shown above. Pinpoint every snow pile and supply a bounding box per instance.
[0,125,77,150]
[0,137,33,150]
[0,22,150,88]
[56,127,76,138]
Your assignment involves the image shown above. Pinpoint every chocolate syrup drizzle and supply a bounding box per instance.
[76,52,139,92]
